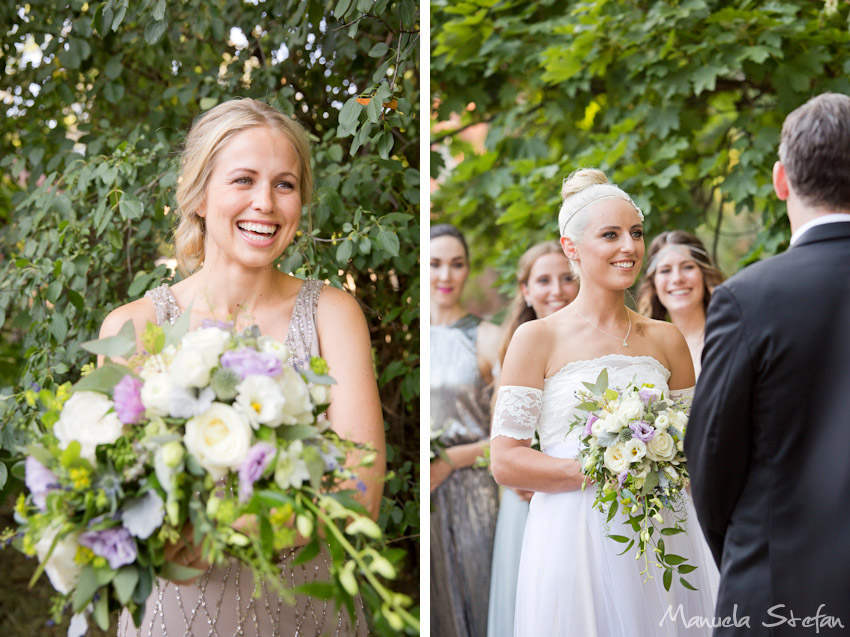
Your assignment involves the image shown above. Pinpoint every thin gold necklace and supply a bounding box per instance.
[573,307,632,347]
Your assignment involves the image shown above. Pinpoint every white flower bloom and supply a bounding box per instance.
[654,412,670,430]
[180,327,231,359]
[140,351,171,381]
[309,383,331,406]
[258,336,290,362]
[140,372,172,416]
[670,409,688,430]
[624,438,647,464]
[274,440,312,489]
[122,490,165,539]
[677,440,684,452]
[235,375,287,428]
[154,444,181,497]
[169,347,217,388]
[616,397,644,421]
[54,391,124,462]
[646,431,677,461]
[184,403,252,480]
[590,417,605,438]
[277,367,315,425]
[35,526,82,595]
[603,443,628,474]
[601,413,627,434]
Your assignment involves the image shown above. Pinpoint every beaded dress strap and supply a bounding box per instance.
[144,284,182,326]
[284,279,324,367]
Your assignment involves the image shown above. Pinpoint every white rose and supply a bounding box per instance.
[258,336,290,362]
[184,403,252,480]
[309,383,331,406]
[603,443,628,474]
[54,391,124,462]
[624,438,647,464]
[654,412,670,430]
[235,374,286,428]
[180,327,231,359]
[169,348,216,388]
[277,367,315,425]
[601,414,626,434]
[616,398,644,421]
[140,373,172,416]
[646,431,677,462]
[36,526,82,595]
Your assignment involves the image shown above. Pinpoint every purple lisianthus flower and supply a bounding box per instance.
[629,420,656,443]
[618,470,629,488]
[221,347,282,380]
[583,414,599,438]
[113,374,145,425]
[638,387,662,406]
[25,456,59,510]
[78,526,137,569]
[238,442,276,502]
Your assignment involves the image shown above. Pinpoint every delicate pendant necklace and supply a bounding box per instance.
[573,308,632,347]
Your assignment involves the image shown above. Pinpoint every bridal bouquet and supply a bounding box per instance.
[569,369,697,591]
[3,315,417,635]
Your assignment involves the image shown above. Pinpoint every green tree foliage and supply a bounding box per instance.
[431,0,850,282]
[0,0,419,630]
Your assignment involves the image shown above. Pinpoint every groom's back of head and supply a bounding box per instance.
[778,92,850,212]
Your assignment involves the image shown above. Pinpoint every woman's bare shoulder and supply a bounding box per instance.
[100,297,158,339]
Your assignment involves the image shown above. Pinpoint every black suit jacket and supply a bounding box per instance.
[686,220,850,635]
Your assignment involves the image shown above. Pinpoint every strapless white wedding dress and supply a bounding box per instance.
[492,355,719,636]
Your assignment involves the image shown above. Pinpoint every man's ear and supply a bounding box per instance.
[773,161,789,201]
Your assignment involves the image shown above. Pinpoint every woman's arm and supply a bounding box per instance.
[660,322,696,391]
[489,322,583,493]
[476,320,502,384]
[316,286,386,520]
[430,440,488,493]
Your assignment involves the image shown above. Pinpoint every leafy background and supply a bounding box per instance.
[431,0,850,301]
[0,0,419,634]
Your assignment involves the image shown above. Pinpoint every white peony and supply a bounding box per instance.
[603,443,628,474]
[235,374,287,428]
[54,391,124,462]
[277,367,315,425]
[616,397,644,421]
[601,413,627,434]
[140,372,172,416]
[183,403,252,479]
[654,412,670,430]
[646,431,677,462]
[624,438,647,464]
[258,335,290,362]
[35,526,83,595]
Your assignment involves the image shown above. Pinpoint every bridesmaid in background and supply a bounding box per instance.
[636,231,724,376]
[430,224,501,637]
[487,241,577,637]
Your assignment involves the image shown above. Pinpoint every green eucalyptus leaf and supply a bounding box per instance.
[81,319,136,358]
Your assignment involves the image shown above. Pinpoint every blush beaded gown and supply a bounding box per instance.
[118,279,366,637]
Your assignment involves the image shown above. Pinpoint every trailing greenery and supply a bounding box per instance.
[431,0,850,283]
[0,1,419,632]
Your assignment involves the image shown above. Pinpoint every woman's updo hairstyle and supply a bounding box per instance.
[558,168,643,242]
[173,98,313,275]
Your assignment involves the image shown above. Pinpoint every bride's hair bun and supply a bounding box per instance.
[561,168,609,202]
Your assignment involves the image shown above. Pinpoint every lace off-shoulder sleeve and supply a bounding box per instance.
[491,385,543,441]
[669,386,695,402]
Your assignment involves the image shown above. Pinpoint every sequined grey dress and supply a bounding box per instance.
[118,279,366,637]
[430,314,499,637]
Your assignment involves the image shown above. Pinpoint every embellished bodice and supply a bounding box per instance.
[430,314,492,446]
[145,279,323,364]
[492,354,672,454]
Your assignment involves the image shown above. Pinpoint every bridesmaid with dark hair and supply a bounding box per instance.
[487,241,577,637]
[430,223,501,637]
[636,230,725,377]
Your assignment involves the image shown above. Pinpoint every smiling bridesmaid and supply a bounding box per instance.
[636,231,725,376]
[430,223,501,637]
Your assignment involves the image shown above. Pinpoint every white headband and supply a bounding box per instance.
[558,184,644,237]
[646,243,712,275]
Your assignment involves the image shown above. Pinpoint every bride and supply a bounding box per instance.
[490,169,718,636]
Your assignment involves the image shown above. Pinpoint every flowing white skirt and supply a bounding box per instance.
[514,443,719,636]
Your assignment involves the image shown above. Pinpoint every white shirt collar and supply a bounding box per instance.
[789,213,850,246]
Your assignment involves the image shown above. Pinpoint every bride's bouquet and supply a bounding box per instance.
[3,314,417,635]
[569,369,697,591]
